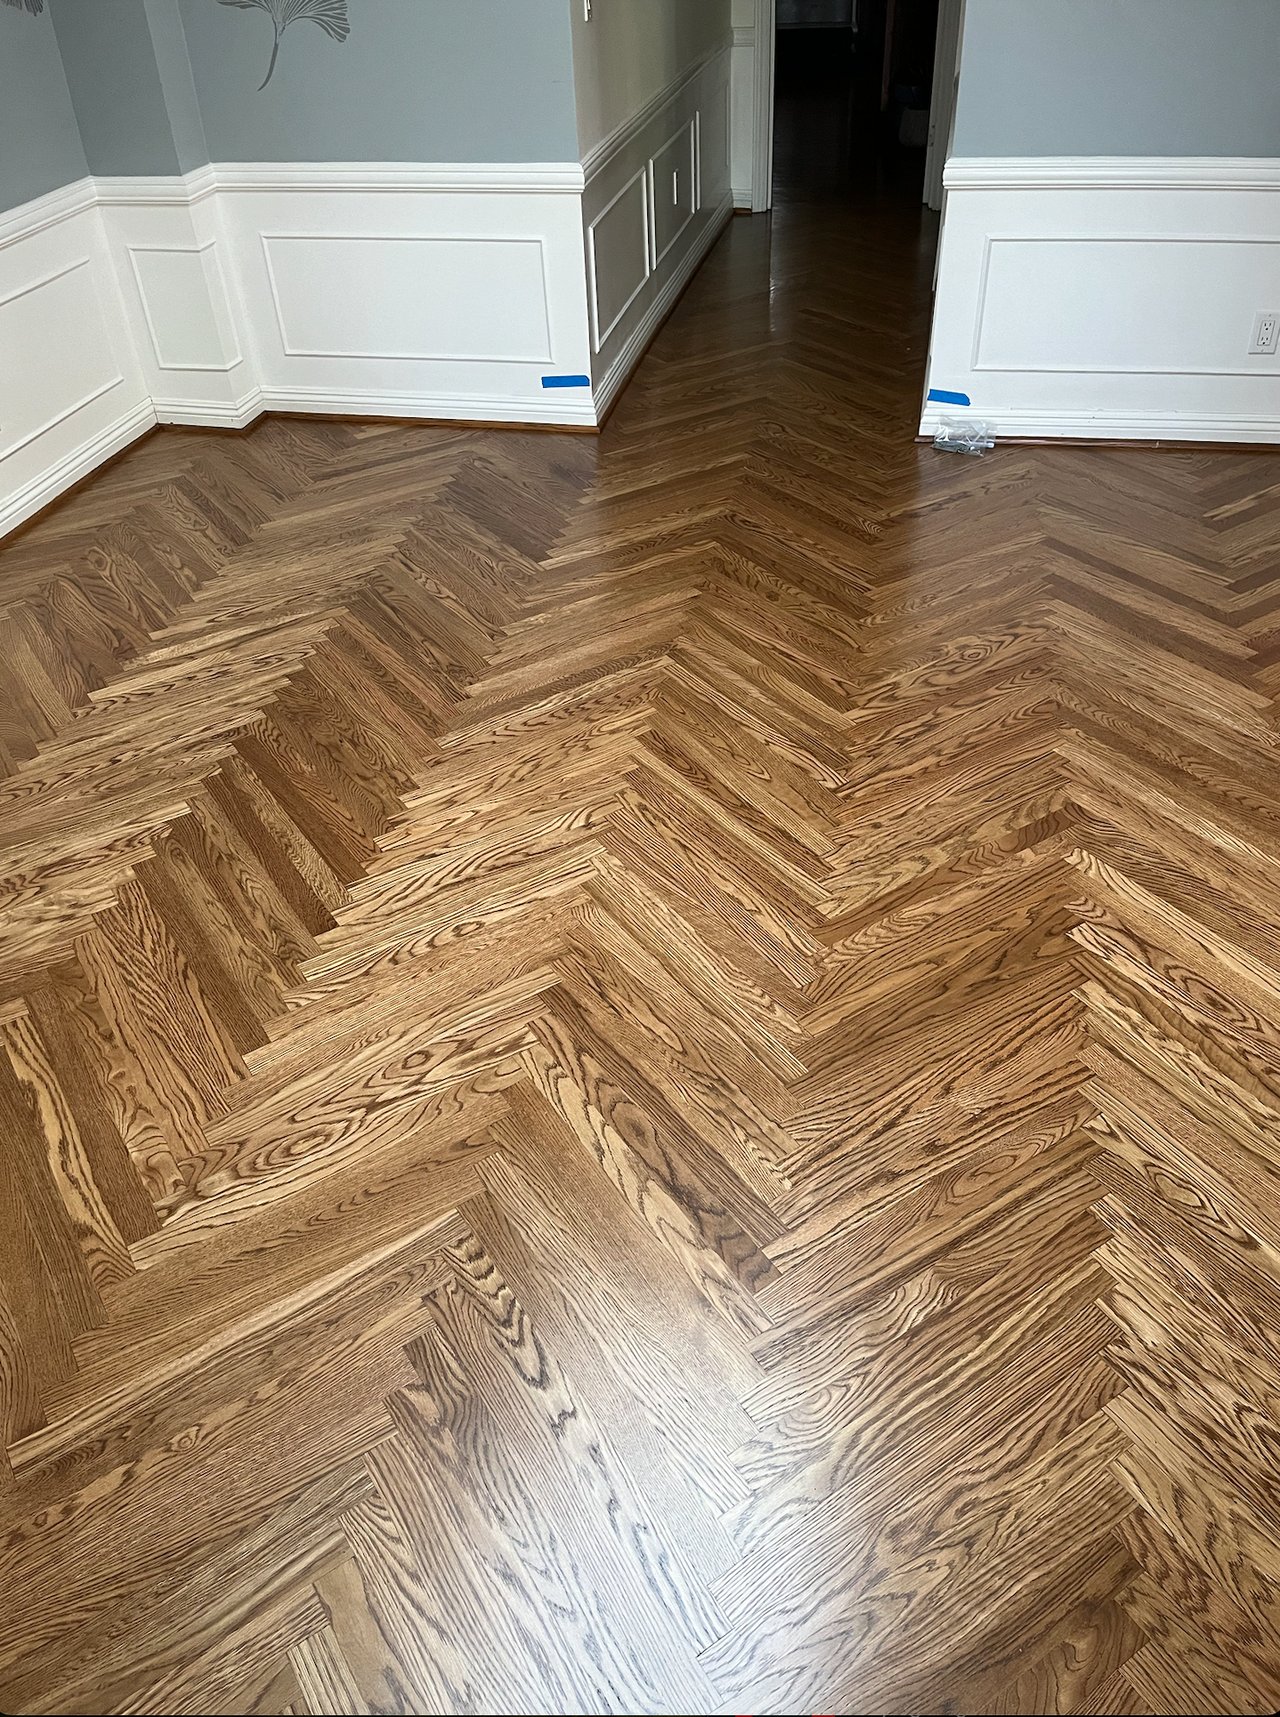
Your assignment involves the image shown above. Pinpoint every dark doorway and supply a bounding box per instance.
[773,0,941,198]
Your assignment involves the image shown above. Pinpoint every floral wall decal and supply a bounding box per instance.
[218,0,351,90]
[0,2,47,15]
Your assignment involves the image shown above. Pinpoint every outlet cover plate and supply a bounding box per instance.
[1249,311,1280,356]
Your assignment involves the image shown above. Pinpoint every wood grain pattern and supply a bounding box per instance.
[0,136,1278,1714]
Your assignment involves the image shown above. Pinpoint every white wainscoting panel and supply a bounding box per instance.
[1,129,739,534]
[218,174,593,425]
[648,122,698,269]
[584,45,734,418]
[0,161,602,535]
[128,242,243,373]
[96,172,253,425]
[0,187,152,538]
[974,237,1280,377]
[588,170,650,353]
[702,73,731,216]
[922,157,1280,444]
[1,258,122,454]
[261,234,552,363]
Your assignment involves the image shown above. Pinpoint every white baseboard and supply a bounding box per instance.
[255,385,597,427]
[923,155,1280,445]
[0,399,155,539]
[158,381,597,429]
[920,407,1280,446]
[594,195,733,421]
[154,391,264,430]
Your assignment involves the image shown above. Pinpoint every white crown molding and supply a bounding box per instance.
[581,40,733,181]
[0,177,96,251]
[944,156,1280,192]
[212,162,585,194]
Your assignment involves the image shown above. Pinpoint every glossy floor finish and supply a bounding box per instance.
[4,150,1280,1717]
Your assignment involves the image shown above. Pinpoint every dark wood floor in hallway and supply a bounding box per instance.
[3,155,1280,1714]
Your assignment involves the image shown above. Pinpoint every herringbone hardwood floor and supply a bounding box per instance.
[3,162,1280,1715]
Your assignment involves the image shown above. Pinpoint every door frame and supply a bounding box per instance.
[751,0,776,212]
[751,0,966,214]
[923,0,965,210]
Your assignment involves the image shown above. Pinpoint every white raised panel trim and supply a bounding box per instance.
[648,122,698,270]
[971,234,1280,378]
[0,191,150,536]
[922,155,1280,446]
[127,241,245,373]
[0,399,155,541]
[0,258,125,456]
[0,253,94,313]
[0,177,97,251]
[588,168,652,354]
[581,42,733,180]
[259,231,555,364]
[582,48,731,407]
[4,370,125,460]
[595,193,733,422]
[945,156,1280,192]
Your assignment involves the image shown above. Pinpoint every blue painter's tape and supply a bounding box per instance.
[542,374,591,389]
[927,387,972,407]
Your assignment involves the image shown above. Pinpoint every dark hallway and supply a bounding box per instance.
[773,0,940,198]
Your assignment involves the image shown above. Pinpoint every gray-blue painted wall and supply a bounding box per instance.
[8,1,1278,217]
[174,0,578,163]
[3,0,578,216]
[0,4,88,214]
[954,0,1280,158]
[50,0,181,176]
[142,0,210,174]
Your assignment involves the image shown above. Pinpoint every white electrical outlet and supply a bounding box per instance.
[1249,311,1280,355]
